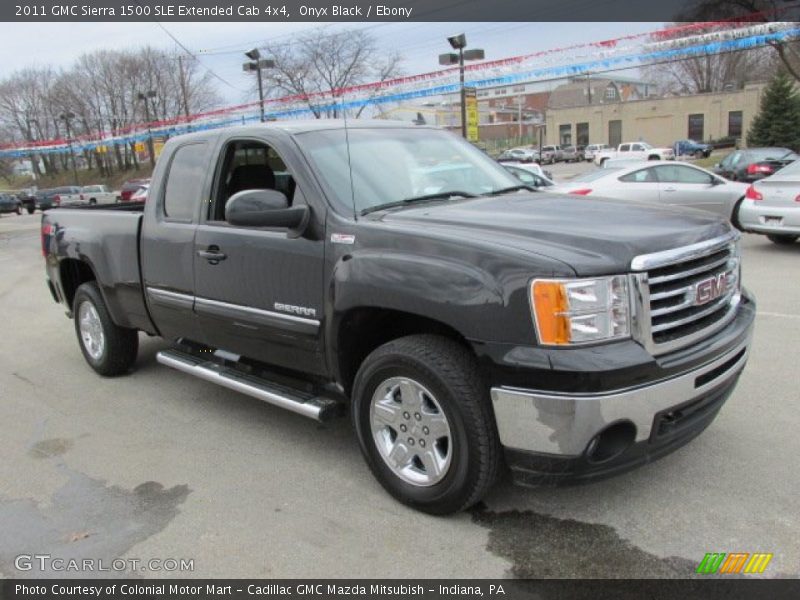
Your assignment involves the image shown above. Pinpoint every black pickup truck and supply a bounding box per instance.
[42,121,755,514]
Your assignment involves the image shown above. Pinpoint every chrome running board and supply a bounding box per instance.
[157,349,342,422]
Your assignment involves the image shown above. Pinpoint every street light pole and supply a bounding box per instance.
[440,34,484,140]
[458,47,466,139]
[243,49,275,123]
[59,112,79,186]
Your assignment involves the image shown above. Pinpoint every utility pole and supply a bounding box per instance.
[137,90,157,166]
[59,112,79,186]
[178,55,191,125]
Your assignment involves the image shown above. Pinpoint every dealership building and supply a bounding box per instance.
[545,81,767,148]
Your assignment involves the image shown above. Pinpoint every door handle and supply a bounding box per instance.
[663,187,677,192]
[197,246,227,263]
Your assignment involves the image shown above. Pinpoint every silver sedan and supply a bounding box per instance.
[550,161,748,224]
[738,159,800,245]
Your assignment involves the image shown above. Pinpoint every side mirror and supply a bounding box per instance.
[225,189,309,233]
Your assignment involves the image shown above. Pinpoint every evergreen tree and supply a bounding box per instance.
[747,71,800,150]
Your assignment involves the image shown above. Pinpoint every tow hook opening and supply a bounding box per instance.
[585,421,636,464]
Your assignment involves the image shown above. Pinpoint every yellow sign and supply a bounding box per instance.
[153,140,165,159]
[465,87,479,142]
[134,142,145,153]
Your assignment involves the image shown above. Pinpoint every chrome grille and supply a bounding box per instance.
[631,232,741,355]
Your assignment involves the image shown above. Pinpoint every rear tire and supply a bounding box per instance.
[26,206,35,214]
[352,334,501,515]
[767,234,798,246]
[73,281,138,376]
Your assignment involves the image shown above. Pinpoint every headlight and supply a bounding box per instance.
[530,275,630,345]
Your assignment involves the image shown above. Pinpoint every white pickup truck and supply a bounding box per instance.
[79,184,117,205]
[594,142,675,166]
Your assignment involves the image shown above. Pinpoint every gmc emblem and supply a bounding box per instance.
[694,272,729,306]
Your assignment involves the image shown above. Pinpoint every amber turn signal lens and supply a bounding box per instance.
[531,281,570,344]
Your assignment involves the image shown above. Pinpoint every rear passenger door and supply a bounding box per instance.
[142,141,211,343]
[192,134,327,376]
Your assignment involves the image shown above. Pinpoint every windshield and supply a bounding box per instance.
[750,148,793,161]
[773,159,800,177]
[639,142,653,149]
[296,128,520,214]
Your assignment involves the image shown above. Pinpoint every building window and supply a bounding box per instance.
[495,88,508,96]
[688,114,704,140]
[559,124,572,145]
[608,120,622,147]
[604,86,617,100]
[728,111,743,138]
[512,85,525,93]
[576,122,589,146]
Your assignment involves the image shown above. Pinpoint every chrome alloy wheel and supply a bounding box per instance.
[369,377,453,487]
[78,301,105,360]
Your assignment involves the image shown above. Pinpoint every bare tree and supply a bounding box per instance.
[0,46,222,175]
[670,0,800,83]
[261,29,402,118]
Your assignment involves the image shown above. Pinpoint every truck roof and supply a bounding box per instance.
[172,119,426,144]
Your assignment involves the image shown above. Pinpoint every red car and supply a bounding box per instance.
[119,178,150,202]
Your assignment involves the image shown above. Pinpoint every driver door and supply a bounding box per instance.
[192,134,327,376]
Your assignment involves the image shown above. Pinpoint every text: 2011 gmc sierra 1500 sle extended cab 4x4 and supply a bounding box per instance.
[42,121,755,514]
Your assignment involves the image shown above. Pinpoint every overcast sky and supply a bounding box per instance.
[0,22,659,105]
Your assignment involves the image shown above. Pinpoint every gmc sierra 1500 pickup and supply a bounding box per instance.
[42,121,755,514]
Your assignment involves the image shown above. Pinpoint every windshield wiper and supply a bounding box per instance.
[360,191,478,216]
[485,184,537,196]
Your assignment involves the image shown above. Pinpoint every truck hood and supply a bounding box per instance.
[377,193,731,276]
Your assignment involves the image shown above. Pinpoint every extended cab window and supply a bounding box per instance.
[619,144,631,152]
[210,140,296,222]
[164,143,208,221]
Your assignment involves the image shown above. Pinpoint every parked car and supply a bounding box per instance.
[584,143,610,162]
[42,121,754,515]
[50,186,83,207]
[713,147,799,182]
[594,142,675,166]
[120,178,151,202]
[540,145,563,164]
[500,163,555,188]
[130,184,149,202]
[738,158,800,245]
[561,146,580,162]
[550,161,748,225]
[34,186,81,209]
[497,147,538,163]
[574,145,586,162]
[79,185,116,205]
[0,192,21,215]
[15,189,37,214]
[674,139,713,159]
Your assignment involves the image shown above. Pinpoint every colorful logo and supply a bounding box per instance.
[696,552,773,574]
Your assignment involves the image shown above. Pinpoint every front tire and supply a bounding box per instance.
[73,281,138,376]
[352,335,500,515]
[767,234,798,246]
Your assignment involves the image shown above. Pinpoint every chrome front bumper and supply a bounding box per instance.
[490,333,751,457]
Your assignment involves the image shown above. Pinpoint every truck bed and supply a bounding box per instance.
[43,207,154,333]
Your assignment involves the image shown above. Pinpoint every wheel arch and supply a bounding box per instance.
[334,307,473,397]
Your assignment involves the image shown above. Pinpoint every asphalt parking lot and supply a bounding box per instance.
[0,209,798,579]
